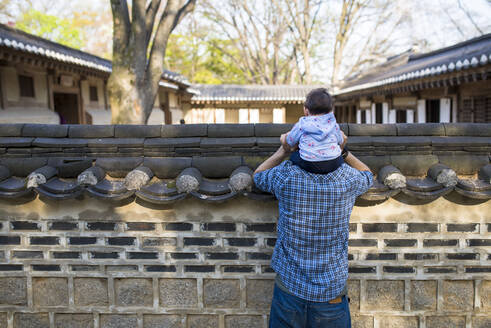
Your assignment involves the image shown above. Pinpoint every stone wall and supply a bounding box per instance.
[0,197,489,328]
[0,123,489,328]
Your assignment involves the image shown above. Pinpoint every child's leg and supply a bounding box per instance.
[290,151,313,172]
[290,151,326,173]
[309,155,344,174]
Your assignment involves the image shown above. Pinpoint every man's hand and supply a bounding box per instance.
[280,133,298,153]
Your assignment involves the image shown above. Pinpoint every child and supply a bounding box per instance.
[280,88,345,174]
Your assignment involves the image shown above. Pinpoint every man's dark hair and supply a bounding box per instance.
[304,88,333,114]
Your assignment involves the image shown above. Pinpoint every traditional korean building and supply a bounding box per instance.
[188,84,319,124]
[335,33,491,124]
[0,24,194,125]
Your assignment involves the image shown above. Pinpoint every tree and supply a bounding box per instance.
[201,0,324,85]
[271,0,323,84]
[15,9,84,49]
[326,0,414,87]
[108,0,196,124]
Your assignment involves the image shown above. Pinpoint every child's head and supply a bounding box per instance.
[304,88,333,115]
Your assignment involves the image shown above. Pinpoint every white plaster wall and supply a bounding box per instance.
[147,108,165,124]
[0,108,59,124]
[0,196,488,226]
[85,108,111,125]
[32,72,48,105]
[417,100,426,123]
[169,93,178,107]
[406,110,414,123]
[1,67,19,102]
[382,103,389,123]
[388,109,396,123]
[170,108,183,124]
[440,98,451,123]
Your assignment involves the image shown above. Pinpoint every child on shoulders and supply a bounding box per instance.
[280,88,346,174]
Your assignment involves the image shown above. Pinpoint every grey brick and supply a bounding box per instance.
[143,315,182,328]
[187,315,218,328]
[115,278,153,306]
[447,223,478,232]
[200,137,256,148]
[0,137,34,147]
[362,223,397,232]
[159,278,197,307]
[444,123,491,136]
[225,315,263,328]
[348,124,396,136]
[208,124,254,137]
[86,138,144,147]
[74,278,108,306]
[246,279,274,309]
[14,313,49,328]
[22,124,68,137]
[442,280,473,311]
[33,137,87,147]
[144,137,201,148]
[100,315,138,328]
[254,123,293,137]
[161,124,207,137]
[407,223,438,232]
[204,279,240,308]
[0,277,27,305]
[114,125,160,137]
[365,280,404,311]
[32,277,68,306]
[68,125,114,138]
[0,124,23,136]
[397,123,444,136]
[54,314,94,328]
[426,316,465,328]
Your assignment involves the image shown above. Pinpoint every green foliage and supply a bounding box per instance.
[15,9,84,50]
[165,34,250,84]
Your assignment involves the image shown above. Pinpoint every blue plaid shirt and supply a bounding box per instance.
[254,161,373,302]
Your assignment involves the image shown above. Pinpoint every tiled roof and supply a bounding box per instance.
[337,33,491,95]
[191,84,323,103]
[0,123,489,206]
[0,24,190,86]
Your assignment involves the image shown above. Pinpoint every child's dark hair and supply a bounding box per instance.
[304,88,333,114]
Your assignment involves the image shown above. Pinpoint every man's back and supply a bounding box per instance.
[254,161,373,302]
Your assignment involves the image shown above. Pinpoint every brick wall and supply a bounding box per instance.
[0,196,489,328]
[0,123,489,328]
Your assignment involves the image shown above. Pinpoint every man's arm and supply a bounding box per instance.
[254,146,290,175]
[339,131,371,173]
[344,152,371,173]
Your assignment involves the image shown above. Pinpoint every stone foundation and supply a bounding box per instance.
[0,197,489,328]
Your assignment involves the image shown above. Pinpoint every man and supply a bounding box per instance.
[253,92,373,328]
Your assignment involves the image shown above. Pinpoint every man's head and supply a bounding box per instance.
[304,88,333,115]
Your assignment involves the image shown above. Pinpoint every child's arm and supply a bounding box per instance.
[285,122,302,148]
[334,123,344,145]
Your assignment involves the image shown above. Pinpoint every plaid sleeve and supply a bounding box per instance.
[253,164,284,195]
[352,170,374,196]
